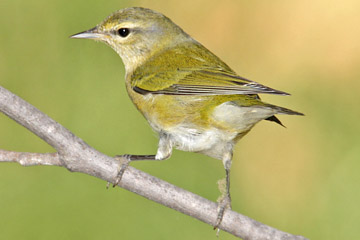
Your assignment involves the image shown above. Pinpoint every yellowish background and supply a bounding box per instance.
[1,0,359,239]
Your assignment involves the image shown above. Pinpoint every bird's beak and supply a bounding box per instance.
[70,27,103,39]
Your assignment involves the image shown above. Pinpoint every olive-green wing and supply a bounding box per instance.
[130,42,289,96]
[132,66,289,96]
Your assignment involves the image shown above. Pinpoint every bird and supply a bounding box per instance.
[70,7,303,228]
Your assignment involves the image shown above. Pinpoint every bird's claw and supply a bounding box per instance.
[214,195,231,230]
[214,177,232,230]
[111,154,132,188]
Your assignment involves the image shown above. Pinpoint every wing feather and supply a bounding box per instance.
[131,42,289,96]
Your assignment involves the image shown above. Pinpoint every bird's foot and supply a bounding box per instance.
[108,154,131,188]
[214,178,232,230]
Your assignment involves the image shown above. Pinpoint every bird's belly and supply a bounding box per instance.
[128,91,262,158]
[165,125,237,159]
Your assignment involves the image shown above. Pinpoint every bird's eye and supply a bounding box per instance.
[117,28,130,37]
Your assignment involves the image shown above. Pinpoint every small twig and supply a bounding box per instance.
[0,150,61,166]
[0,86,307,240]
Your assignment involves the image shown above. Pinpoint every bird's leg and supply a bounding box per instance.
[214,151,233,229]
[112,132,172,187]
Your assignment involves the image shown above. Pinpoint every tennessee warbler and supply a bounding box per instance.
[71,7,303,228]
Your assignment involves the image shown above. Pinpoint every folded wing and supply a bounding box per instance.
[132,67,290,96]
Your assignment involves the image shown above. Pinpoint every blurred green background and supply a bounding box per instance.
[1,0,359,239]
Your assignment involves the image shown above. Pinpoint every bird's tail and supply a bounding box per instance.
[265,103,304,116]
[263,103,304,127]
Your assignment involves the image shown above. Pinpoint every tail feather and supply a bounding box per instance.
[265,115,285,127]
[266,103,304,116]
[264,103,303,127]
